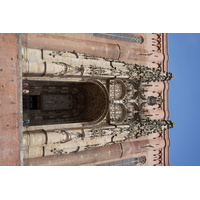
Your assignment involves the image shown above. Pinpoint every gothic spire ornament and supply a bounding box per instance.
[129,119,174,139]
[128,64,174,82]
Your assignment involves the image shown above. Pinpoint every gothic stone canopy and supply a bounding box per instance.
[21,33,173,166]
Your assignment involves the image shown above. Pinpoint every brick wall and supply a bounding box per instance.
[0,33,21,165]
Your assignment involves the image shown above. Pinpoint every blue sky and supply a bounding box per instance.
[169,33,200,166]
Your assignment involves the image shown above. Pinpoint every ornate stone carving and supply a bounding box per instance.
[52,61,84,76]
[54,129,85,144]
[128,119,174,139]
[23,47,174,82]
[127,64,174,82]
[147,96,163,106]
[22,46,175,160]
[54,129,71,143]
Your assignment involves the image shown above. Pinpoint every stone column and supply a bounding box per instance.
[23,143,123,166]
[21,33,120,60]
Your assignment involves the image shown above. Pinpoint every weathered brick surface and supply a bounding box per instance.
[0,33,21,165]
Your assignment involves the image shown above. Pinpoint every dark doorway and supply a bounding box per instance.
[23,95,40,110]
[23,80,109,126]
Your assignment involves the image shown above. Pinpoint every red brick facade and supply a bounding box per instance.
[0,34,21,166]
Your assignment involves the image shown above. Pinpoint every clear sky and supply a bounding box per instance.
[169,33,200,166]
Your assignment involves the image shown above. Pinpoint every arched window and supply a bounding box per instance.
[92,33,144,44]
[96,156,146,166]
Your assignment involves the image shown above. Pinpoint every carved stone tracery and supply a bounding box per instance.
[23,48,173,82]
[22,45,174,162]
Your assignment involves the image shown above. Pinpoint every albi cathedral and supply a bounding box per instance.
[21,33,174,166]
